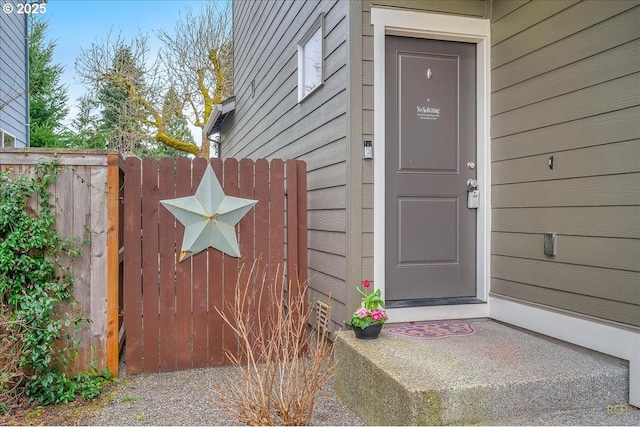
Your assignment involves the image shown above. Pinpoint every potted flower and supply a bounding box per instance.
[347,279,388,340]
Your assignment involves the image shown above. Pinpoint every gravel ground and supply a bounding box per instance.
[87,363,364,426]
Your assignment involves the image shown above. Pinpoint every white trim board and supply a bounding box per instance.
[370,8,492,310]
[491,297,640,407]
[388,303,488,324]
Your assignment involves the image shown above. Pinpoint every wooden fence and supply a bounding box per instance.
[0,148,123,376]
[123,157,307,374]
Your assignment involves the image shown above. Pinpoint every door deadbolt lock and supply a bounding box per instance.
[467,179,479,209]
[467,161,475,169]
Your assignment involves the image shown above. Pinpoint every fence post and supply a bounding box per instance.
[106,154,120,377]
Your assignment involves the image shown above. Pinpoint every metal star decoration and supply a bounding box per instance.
[160,164,258,261]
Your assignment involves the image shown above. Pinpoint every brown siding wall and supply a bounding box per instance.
[222,0,349,330]
[490,0,640,328]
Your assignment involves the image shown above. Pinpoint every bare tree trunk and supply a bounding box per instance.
[199,129,210,159]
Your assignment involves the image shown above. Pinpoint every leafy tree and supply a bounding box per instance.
[28,18,69,148]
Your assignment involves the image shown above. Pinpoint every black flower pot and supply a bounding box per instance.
[353,323,383,340]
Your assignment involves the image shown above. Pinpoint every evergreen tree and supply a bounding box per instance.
[28,18,70,147]
[66,95,108,149]
[96,46,145,153]
[160,88,193,157]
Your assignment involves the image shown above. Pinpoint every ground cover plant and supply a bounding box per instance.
[217,262,335,426]
[0,161,109,415]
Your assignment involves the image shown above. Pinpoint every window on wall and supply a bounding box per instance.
[1,130,16,147]
[298,14,324,102]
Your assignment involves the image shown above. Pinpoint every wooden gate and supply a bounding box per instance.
[123,157,307,374]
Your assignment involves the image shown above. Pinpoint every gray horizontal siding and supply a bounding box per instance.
[491,0,578,46]
[492,174,640,208]
[492,232,640,273]
[492,140,640,183]
[493,255,640,305]
[492,279,640,327]
[492,40,639,116]
[222,0,349,331]
[492,73,639,138]
[491,1,636,68]
[491,0,527,22]
[0,7,28,146]
[490,1,640,329]
[492,106,640,162]
[492,207,640,239]
[492,4,640,91]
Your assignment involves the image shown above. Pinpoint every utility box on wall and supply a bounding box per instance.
[544,232,556,256]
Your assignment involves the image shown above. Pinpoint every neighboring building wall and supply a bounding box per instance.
[490,1,640,328]
[222,0,350,329]
[0,2,28,147]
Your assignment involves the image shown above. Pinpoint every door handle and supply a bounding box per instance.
[467,179,477,190]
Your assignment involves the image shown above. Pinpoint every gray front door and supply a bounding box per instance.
[385,36,476,305]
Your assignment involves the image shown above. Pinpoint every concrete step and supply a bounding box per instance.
[497,406,640,425]
[334,319,629,425]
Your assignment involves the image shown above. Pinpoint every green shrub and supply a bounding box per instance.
[0,161,108,407]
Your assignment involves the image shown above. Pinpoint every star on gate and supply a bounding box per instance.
[160,164,258,261]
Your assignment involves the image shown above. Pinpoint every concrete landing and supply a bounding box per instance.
[334,319,630,425]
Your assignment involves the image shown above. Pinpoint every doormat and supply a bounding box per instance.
[387,322,476,339]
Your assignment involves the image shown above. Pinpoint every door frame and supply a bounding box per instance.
[371,8,491,322]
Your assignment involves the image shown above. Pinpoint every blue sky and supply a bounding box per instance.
[45,0,209,124]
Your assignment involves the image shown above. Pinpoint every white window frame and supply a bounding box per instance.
[0,129,16,148]
[297,14,324,102]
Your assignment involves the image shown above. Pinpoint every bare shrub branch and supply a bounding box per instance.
[0,304,26,416]
[216,262,335,426]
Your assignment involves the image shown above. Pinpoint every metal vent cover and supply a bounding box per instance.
[316,300,330,332]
